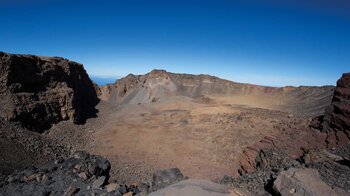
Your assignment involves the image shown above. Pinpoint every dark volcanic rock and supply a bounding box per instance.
[0,151,111,196]
[220,146,350,195]
[302,147,350,192]
[0,52,98,132]
[0,151,175,196]
[220,149,300,195]
[151,168,188,191]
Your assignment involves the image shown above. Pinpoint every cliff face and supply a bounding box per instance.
[322,73,350,144]
[0,52,98,132]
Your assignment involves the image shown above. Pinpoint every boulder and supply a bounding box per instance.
[301,148,350,193]
[92,176,107,189]
[149,179,235,196]
[151,168,188,191]
[0,52,98,132]
[273,168,348,196]
[105,183,120,192]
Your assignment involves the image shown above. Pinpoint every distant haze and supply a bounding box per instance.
[90,75,118,86]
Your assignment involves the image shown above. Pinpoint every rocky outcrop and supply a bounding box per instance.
[323,73,350,144]
[0,52,98,132]
[220,145,350,195]
[302,148,350,192]
[221,149,301,195]
[0,151,142,196]
[0,151,191,196]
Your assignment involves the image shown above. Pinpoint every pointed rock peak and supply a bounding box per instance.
[148,69,170,78]
[337,72,350,88]
[125,73,137,79]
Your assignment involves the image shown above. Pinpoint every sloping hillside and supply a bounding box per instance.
[97,69,334,116]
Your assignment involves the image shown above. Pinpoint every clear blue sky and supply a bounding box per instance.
[1,0,349,86]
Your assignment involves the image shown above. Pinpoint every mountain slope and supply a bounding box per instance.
[97,69,334,116]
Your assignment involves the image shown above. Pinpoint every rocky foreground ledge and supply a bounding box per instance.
[219,146,350,196]
[1,145,349,196]
[0,151,188,196]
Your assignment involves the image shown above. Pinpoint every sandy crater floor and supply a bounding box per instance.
[72,95,312,183]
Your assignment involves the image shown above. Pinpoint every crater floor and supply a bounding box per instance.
[47,94,318,184]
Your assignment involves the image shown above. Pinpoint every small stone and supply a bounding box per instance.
[74,164,81,171]
[73,151,88,159]
[117,185,128,194]
[137,182,149,195]
[7,176,17,183]
[23,175,36,182]
[78,172,88,180]
[106,183,120,192]
[54,158,64,164]
[42,174,49,182]
[129,185,140,194]
[123,192,133,196]
[35,174,42,182]
[92,176,106,188]
[63,185,79,196]
[88,163,98,176]
[289,188,296,193]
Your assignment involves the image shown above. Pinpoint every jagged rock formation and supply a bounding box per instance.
[97,69,334,116]
[220,146,350,195]
[0,151,139,196]
[323,73,350,144]
[0,52,98,132]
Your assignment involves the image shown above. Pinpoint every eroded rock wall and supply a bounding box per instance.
[0,52,98,132]
[321,73,350,144]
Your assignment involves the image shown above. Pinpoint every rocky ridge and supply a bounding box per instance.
[0,51,349,196]
[97,69,334,116]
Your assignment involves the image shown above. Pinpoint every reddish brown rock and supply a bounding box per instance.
[0,52,98,132]
[322,73,350,145]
